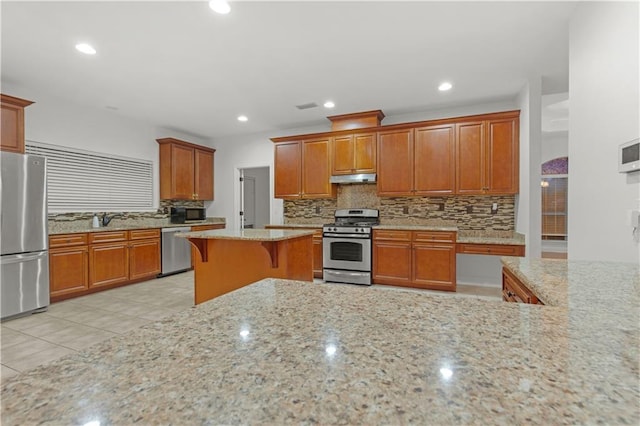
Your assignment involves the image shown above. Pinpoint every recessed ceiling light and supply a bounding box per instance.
[438,82,453,91]
[75,43,96,55]
[237,115,248,122]
[323,101,335,109]
[209,0,231,14]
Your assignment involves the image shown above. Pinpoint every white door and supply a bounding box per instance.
[243,176,256,229]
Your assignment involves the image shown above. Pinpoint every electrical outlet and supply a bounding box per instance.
[403,206,409,214]
[466,206,473,214]
[491,202,498,214]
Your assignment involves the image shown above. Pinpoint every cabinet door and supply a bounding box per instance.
[456,121,485,194]
[332,135,355,175]
[302,138,334,198]
[50,246,89,297]
[412,243,456,291]
[377,129,414,196]
[89,243,129,288]
[353,133,376,173]
[171,144,195,199]
[129,239,161,280]
[1,95,32,154]
[194,149,214,200]
[372,241,412,285]
[312,234,323,278]
[274,142,301,199]
[486,118,518,194]
[414,125,455,195]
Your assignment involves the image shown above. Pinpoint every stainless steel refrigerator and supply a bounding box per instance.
[0,151,49,320]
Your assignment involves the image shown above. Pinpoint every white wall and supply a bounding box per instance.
[568,1,640,262]
[541,132,568,164]
[2,82,215,211]
[516,79,543,259]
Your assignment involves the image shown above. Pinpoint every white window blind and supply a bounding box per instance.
[26,141,153,213]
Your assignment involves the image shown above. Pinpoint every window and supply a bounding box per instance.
[26,141,153,213]
[541,176,568,240]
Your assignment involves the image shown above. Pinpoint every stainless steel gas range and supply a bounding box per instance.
[322,208,379,285]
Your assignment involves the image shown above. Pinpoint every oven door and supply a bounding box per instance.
[322,235,371,271]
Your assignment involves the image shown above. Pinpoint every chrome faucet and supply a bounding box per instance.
[101,213,122,227]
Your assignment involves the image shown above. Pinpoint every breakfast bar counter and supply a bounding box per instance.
[178,228,315,304]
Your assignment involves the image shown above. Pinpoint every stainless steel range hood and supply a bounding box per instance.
[330,173,377,184]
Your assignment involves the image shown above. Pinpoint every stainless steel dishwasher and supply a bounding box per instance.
[160,227,192,276]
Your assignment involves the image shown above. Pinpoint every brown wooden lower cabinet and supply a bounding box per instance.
[89,242,130,287]
[373,230,456,291]
[502,267,543,304]
[49,228,161,301]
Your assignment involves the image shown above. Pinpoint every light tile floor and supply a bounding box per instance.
[1,272,500,383]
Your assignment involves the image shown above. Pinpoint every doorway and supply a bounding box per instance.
[239,167,270,230]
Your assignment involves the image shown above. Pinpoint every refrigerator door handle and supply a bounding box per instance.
[1,251,49,265]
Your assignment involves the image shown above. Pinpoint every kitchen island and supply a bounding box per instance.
[2,260,638,424]
[179,228,315,304]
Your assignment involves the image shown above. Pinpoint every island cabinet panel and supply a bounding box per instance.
[274,142,302,199]
[332,132,376,175]
[50,233,89,298]
[376,129,414,196]
[158,138,215,201]
[264,226,323,278]
[373,230,456,291]
[502,267,542,304]
[1,94,34,154]
[89,242,130,288]
[456,121,485,194]
[414,125,455,195]
[190,223,225,267]
[302,138,335,198]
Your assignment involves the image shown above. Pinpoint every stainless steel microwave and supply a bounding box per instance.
[170,207,206,223]
[619,138,640,173]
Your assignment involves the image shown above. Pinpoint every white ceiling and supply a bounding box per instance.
[1,1,577,141]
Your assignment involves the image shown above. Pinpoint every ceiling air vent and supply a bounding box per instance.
[295,102,318,110]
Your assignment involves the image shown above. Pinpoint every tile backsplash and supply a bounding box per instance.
[284,184,515,231]
[48,199,204,223]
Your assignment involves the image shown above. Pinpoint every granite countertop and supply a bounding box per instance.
[501,256,640,307]
[265,223,324,229]
[2,270,638,424]
[374,224,458,232]
[48,217,226,235]
[176,228,316,242]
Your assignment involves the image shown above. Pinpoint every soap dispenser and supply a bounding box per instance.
[92,214,100,228]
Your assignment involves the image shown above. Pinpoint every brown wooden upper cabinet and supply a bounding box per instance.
[377,129,414,196]
[1,94,34,154]
[332,132,376,175]
[274,138,336,199]
[456,115,519,195]
[157,138,215,200]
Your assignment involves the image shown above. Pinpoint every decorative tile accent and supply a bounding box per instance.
[284,184,515,231]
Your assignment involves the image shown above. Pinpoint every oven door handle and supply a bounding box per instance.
[323,233,371,239]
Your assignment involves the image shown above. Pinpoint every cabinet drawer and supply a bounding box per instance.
[373,230,412,242]
[129,229,160,240]
[502,268,541,304]
[89,231,128,244]
[49,233,88,248]
[190,224,225,232]
[413,231,456,243]
[457,243,525,256]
